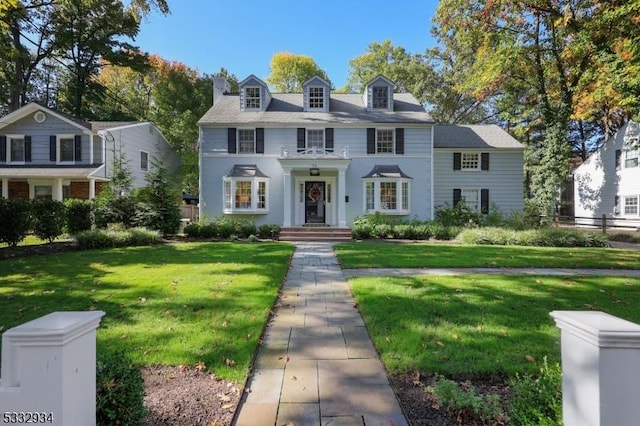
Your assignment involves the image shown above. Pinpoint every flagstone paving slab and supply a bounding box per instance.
[280,359,319,403]
[276,403,321,425]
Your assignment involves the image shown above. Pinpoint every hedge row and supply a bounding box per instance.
[184,218,281,240]
[456,227,610,247]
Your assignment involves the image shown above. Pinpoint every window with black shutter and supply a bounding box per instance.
[481,189,489,214]
[325,128,334,152]
[367,128,375,154]
[25,136,32,162]
[74,135,82,161]
[50,136,57,161]
[0,136,6,162]
[297,128,306,153]
[395,128,404,155]
[615,149,621,169]
[453,153,461,170]
[453,188,461,205]
[481,153,489,170]
[256,128,264,154]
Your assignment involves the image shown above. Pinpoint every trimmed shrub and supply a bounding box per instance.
[75,228,160,250]
[435,202,481,227]
[257,224,281,239]
[0,198,32,247]
[508,358,562,426]
[429,223,461,240]
[456,227,610,247]
[65,199,93,234]
[96,350,146,426]
[31,199,66,243]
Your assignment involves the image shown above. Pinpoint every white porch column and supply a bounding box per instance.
[52,178,64,201]
[550,310,640,426]
[283,168,292,227]
[1,179,8,198]
[338,169,347,227]
[88,178,96,199]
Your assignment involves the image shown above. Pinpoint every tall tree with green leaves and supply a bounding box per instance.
[266,52,330,93]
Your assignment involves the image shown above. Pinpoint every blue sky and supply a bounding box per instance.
[135,0,439,89]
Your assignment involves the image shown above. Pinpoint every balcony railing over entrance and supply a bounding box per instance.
[280,146,350,159]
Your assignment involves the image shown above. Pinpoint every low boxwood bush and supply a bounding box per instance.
[96,350,146,426]
[75,227,160,250]
[456,227,610,247]
[508,358,562,426]
[257,224,281,239]
[428,376,505,425]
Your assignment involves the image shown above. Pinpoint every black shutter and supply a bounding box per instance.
[481,152,490,170]
[453,188,461,206]
[0,136,5,162]
[367,128,375,154]
[74,135,82,161]
[325,128,334,152]
[50,135,57,161]
[453,152,461,170]
[481,189,489,214]
[615,195,620,213]
[615,149,621,169]
[395,128,404,155]
[227,128,236,153]
[297,128,306,152]
[256,128,264,154]
[25,136,31,162]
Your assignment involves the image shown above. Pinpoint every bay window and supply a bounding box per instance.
[222,165,269,213]
[364,179,410,214]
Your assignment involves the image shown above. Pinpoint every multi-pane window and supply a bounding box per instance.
[307,129,324,150]
[624,196,639,215]
[364,179,410,214]
[60,137,74,162]
[235,181,252,209]
[372,86,388,109]
[309,87,324,109]
[34,185,52,199]
[365,182,375,211]
[245,87,261,109]
[140,151,149,171]
[380,182,397,210]
[461,152,480,169]
[376,129,394,153]
[625,150,638,168]
[10,137,25,162]
[238,129,256,153]
[257,181,266,209]
[223,177,269,213]
[461,189,480,211]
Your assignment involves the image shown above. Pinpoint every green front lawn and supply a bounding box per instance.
[350,274,640,378]
[336,241,640,269]
[0,242,293,382]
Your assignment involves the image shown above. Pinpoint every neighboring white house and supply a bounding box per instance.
[0,103,180,200]
[197,74,525,227]
[574,121,640,227]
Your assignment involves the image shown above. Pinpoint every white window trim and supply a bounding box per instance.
[6,134,25,164]
[306,128,325,150]
[460,188,481,212]
[363,178,410,215]
[237,128,256,154]
[140,150,149,171]
[460,152,480,171]
[623,195,639,216]
[308,86,324,110]
[222,176,270,214]
[624,149,639,168]
[375,128,395,154]
[244,86,261,111]
[57,134,76,164]
[372,86,389,109]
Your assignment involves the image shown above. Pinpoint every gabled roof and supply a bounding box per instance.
[239,74,269,89]
[198,92,433,125]
[0,103,92,132]
[434,124,524,149]
[90,121,140,132]
[365,74,397,89]
[303,75,331,88]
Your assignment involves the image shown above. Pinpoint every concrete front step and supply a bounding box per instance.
[279,227,352,242]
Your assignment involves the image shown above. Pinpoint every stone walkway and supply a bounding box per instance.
[234,242,407,426]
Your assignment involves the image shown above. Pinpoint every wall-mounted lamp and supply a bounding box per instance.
[309,167,320,176]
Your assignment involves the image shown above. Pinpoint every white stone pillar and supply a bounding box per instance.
[1,178,8,198]
[550,310,640,426]
[338,169,347,227]
[53,178,64,201]
[88,178,96,199]
[283,168,292,227]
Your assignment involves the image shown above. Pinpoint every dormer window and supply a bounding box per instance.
[245,87,261,109]
[372,86,388,109]
[309,87,324,109]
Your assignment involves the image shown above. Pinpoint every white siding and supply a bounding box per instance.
[574,122,640,225]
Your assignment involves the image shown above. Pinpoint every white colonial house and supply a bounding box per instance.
[197,74,524,228]
[574,121,640,227]
[0,103,180,200]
